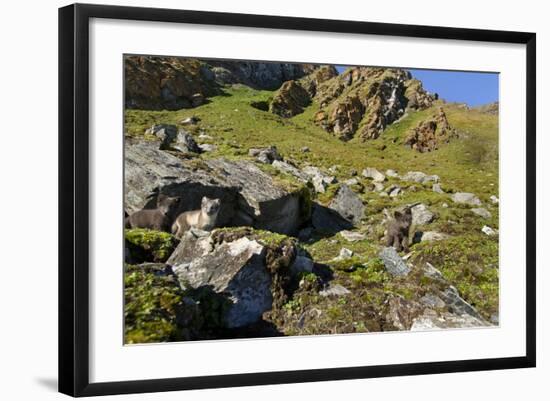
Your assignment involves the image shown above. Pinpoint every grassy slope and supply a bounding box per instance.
[125,85,499,324]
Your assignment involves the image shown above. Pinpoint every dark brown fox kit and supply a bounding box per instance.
[125,194,180,232]
[172,196,221,239]
[386,206,413,252]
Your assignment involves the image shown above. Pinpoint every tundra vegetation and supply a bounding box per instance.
[123,56,499,343]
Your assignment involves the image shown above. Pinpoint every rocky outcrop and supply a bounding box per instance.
[167,228,305,328]
[313,67,435,141]
[125,56,219,110]
[269,80,311,117]
[207,60,318,90]
[299,65,339,96]
[124,142,311,235]
[404,107,458,152]
[125,55,319,110]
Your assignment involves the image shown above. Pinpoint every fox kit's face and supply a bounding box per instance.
[201,197,221,216]
[157,194,180,212]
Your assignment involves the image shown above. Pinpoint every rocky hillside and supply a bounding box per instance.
[125,56,318,110]
[124,57,499,343]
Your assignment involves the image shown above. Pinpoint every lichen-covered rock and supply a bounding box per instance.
[328,184,365,226]
[269,80,311,118]
[404,107,458,152]
[125,142,311,235]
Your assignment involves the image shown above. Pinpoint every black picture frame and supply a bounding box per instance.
[58,3,536,397]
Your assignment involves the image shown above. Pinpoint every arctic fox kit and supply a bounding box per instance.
[125,194,180,232]
[172,196,221,238]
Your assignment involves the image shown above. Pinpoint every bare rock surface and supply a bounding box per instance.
[125,142,310,234]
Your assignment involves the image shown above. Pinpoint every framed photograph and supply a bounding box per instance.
[59,3,536,397]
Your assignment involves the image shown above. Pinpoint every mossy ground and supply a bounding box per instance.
[125,84,499,335]
[125,228,178,263]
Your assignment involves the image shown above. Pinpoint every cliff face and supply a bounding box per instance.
[312,67,435,141]
[125,56,318,110]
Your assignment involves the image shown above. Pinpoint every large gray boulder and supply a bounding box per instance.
[169,231,272,328]
[125,142,310,235]
[328,185,365,226]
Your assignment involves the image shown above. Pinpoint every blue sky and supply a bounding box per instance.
[335,66,499,107]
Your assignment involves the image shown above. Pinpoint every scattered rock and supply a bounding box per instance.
[181,116,200,125]
[387,185,402,197]
[344,178,359,186]
[172,129,202,153]
[386,296,424,330]
[335,247,354,260]
[362,167,386,182]
[440,286,484,320]
[414,231,451,243]
[302,166,337,193]
[401,171,440,184]
[373,182,385,192]
[432,183,444,193]
[271,160,309,182]
[451,192,482,206]
[411,203,435,225]
[349,169,358,176]
[482,225,497,236]
[379,247,411,276]
[489,195,499,204]
[248,146,282,164]
[442,202,449,208]
[198,143,217,152]
[146,124,177,146]
[411,309,489,330]
[328,185,365,226]
[385,169,399,178]
[471,208,492,219]
[320,283,351,297]
[311,203,353,234]
[339,230,367,242]
[420,294,446,309]
[301,146,310,153]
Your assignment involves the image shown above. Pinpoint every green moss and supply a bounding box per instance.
[412,234,499,319]
[124,264,187,344]
[125,228,177,263]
